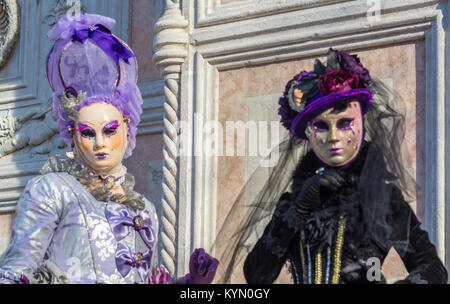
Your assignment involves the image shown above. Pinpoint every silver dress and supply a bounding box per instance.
[0,156,159,284]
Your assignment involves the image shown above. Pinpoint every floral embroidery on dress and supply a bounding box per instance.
[87,214,116,262]
[88,216,111,240]
[95,239,115,262]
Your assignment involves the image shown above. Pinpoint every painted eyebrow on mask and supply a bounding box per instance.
[102,120,120,137]
[74,123,96,139]
[74,122,91,131]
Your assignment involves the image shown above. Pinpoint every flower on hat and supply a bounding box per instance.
[278,48,371,132]
[318,69,359,96]
[335,50,371,88]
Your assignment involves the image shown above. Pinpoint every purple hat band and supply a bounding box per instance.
[290,88,372,140]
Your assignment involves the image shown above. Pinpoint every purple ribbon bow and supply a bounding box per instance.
[71,24,135,65]
[115,243,152,281]
[105,201,155,249]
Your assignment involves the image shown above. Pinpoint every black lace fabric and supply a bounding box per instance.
[243,145,447,284]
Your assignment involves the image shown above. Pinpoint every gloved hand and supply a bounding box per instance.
[184,248,219,284]
[295,169,347,214]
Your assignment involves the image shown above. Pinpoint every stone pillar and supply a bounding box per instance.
[152,0,188,276]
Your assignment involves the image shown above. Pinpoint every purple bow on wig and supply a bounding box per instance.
[105,201,155,249]
[71,24,135,65]
[115,243,152,281]
[47,13,135,65]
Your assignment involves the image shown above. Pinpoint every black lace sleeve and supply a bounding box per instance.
[243,192,306,283]
[388,187,448,284]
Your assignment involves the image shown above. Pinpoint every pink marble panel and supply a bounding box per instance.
[129,0,162,82]
[216,41,426,283]
[0,214,14,238]
[126,133,164,197]
[0,213,15,255]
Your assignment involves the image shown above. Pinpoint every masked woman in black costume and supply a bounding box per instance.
[215,49,447,284]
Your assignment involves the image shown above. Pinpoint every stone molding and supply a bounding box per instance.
[0,0,20,69]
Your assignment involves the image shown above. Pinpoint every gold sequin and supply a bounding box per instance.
[134,252,143,265]
[332,214,346,284]
[299,240,307,283]
[315,252,322,284]
[135,216,144,227]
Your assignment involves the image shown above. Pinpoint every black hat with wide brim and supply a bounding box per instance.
[290,88,372,140]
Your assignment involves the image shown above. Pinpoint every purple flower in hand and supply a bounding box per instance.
[148,266,173,284]
[185,248,219,284]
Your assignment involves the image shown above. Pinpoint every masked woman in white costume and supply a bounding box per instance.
[0,13,217,284]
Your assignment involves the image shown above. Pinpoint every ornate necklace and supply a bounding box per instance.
[99,166,127,189]
[299,213,346,284]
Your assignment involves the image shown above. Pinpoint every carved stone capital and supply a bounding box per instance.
[0,0,20,69]
[152,0,189,80]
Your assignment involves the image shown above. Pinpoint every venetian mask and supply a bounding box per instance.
[305,101,363,167]
[73,102,128,176]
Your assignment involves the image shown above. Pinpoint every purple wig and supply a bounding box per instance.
[46,13,143,159]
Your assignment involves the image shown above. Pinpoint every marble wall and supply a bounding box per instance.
[129,0,162,83]
[216,41,426,283]
[127,0,164,201]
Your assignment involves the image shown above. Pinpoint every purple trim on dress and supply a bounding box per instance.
[105,201,155,249]
[115,243,152,282]
[290,88,372,140]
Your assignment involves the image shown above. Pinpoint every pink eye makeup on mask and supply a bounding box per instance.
[74,123,96,139]
[102,120,120,138]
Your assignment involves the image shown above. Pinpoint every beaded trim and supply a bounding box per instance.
[325,247,331,284]
[314,252,322,284]
[298,213,347,284]
[299,240,307,284]
[331,214,346,284]
[306,244,312,284]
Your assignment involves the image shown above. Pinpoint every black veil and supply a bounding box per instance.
[210,78,417,283]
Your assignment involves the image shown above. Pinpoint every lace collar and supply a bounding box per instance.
[40,153,145,211]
